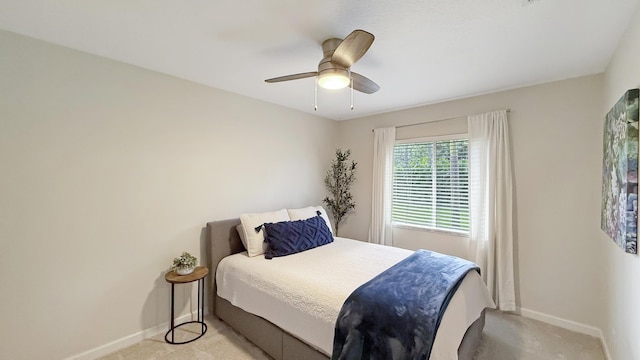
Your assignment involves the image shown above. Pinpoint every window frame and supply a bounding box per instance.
[392,133,470,237]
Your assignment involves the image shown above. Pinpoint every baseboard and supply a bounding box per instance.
[518,307,610,360]
[65,310,207,360]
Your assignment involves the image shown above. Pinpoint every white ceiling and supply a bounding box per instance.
[1,0,638,120]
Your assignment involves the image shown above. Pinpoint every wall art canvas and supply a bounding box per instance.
[601,88,639,254]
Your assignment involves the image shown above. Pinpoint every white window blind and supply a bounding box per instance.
[392,136,470,233]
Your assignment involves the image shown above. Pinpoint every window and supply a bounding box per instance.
[392,135,469,233]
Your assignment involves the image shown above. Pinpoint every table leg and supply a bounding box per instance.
[170,283,175,343]
[199,278,204,333]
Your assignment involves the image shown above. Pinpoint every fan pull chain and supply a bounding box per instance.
[350,73,354,110]
[314,78,318,111]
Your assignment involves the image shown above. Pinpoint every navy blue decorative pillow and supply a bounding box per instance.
[261,214,334,259]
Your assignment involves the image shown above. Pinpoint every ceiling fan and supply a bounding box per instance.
[265,29,380,94]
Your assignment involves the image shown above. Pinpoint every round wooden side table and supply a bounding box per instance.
[164,265,209,344]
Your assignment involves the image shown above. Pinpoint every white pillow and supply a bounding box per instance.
[240,209,290,257]
[287,205,334,235]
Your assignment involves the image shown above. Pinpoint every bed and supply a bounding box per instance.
[206,216,494,360]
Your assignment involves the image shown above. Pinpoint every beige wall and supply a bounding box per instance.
[337,74,607,336]
[601,3,640,359]
[0,30,337,360]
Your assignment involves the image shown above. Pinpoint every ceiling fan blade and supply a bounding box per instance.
[351,72,380,94]
[265,72,318,83]
[331,30,375,68]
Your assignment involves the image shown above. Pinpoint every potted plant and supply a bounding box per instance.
[172,252,198,275]
[323,149,358,236]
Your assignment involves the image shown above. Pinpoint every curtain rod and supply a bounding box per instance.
[371,109,511,132]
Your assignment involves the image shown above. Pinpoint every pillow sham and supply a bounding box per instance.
[262,213,334,259]
[287,205,333,235]
[240,209,290,257]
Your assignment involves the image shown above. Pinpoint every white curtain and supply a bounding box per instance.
[468,110,516,311]
[369,127,396,246]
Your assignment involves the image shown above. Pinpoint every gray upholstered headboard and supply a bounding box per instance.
[206,218,244,315]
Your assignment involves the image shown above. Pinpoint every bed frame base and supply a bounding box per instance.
[217,296,327,360]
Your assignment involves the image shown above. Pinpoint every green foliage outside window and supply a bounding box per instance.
[393,139,469,233]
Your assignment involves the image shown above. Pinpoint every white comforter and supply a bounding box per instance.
[216,237,494,358]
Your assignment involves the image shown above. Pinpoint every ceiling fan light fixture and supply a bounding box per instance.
[318,69,350,90]
[264,30,379,98]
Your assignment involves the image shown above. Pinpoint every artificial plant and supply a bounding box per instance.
[323,149,358,236]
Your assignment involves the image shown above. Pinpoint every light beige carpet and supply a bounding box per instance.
[100,309,605,360]
[473,310,605,360]
[100,318,269,360]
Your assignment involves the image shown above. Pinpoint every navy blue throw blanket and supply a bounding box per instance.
[332,250,479,360]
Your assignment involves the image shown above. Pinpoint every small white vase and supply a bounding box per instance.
[176,267,194,275]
